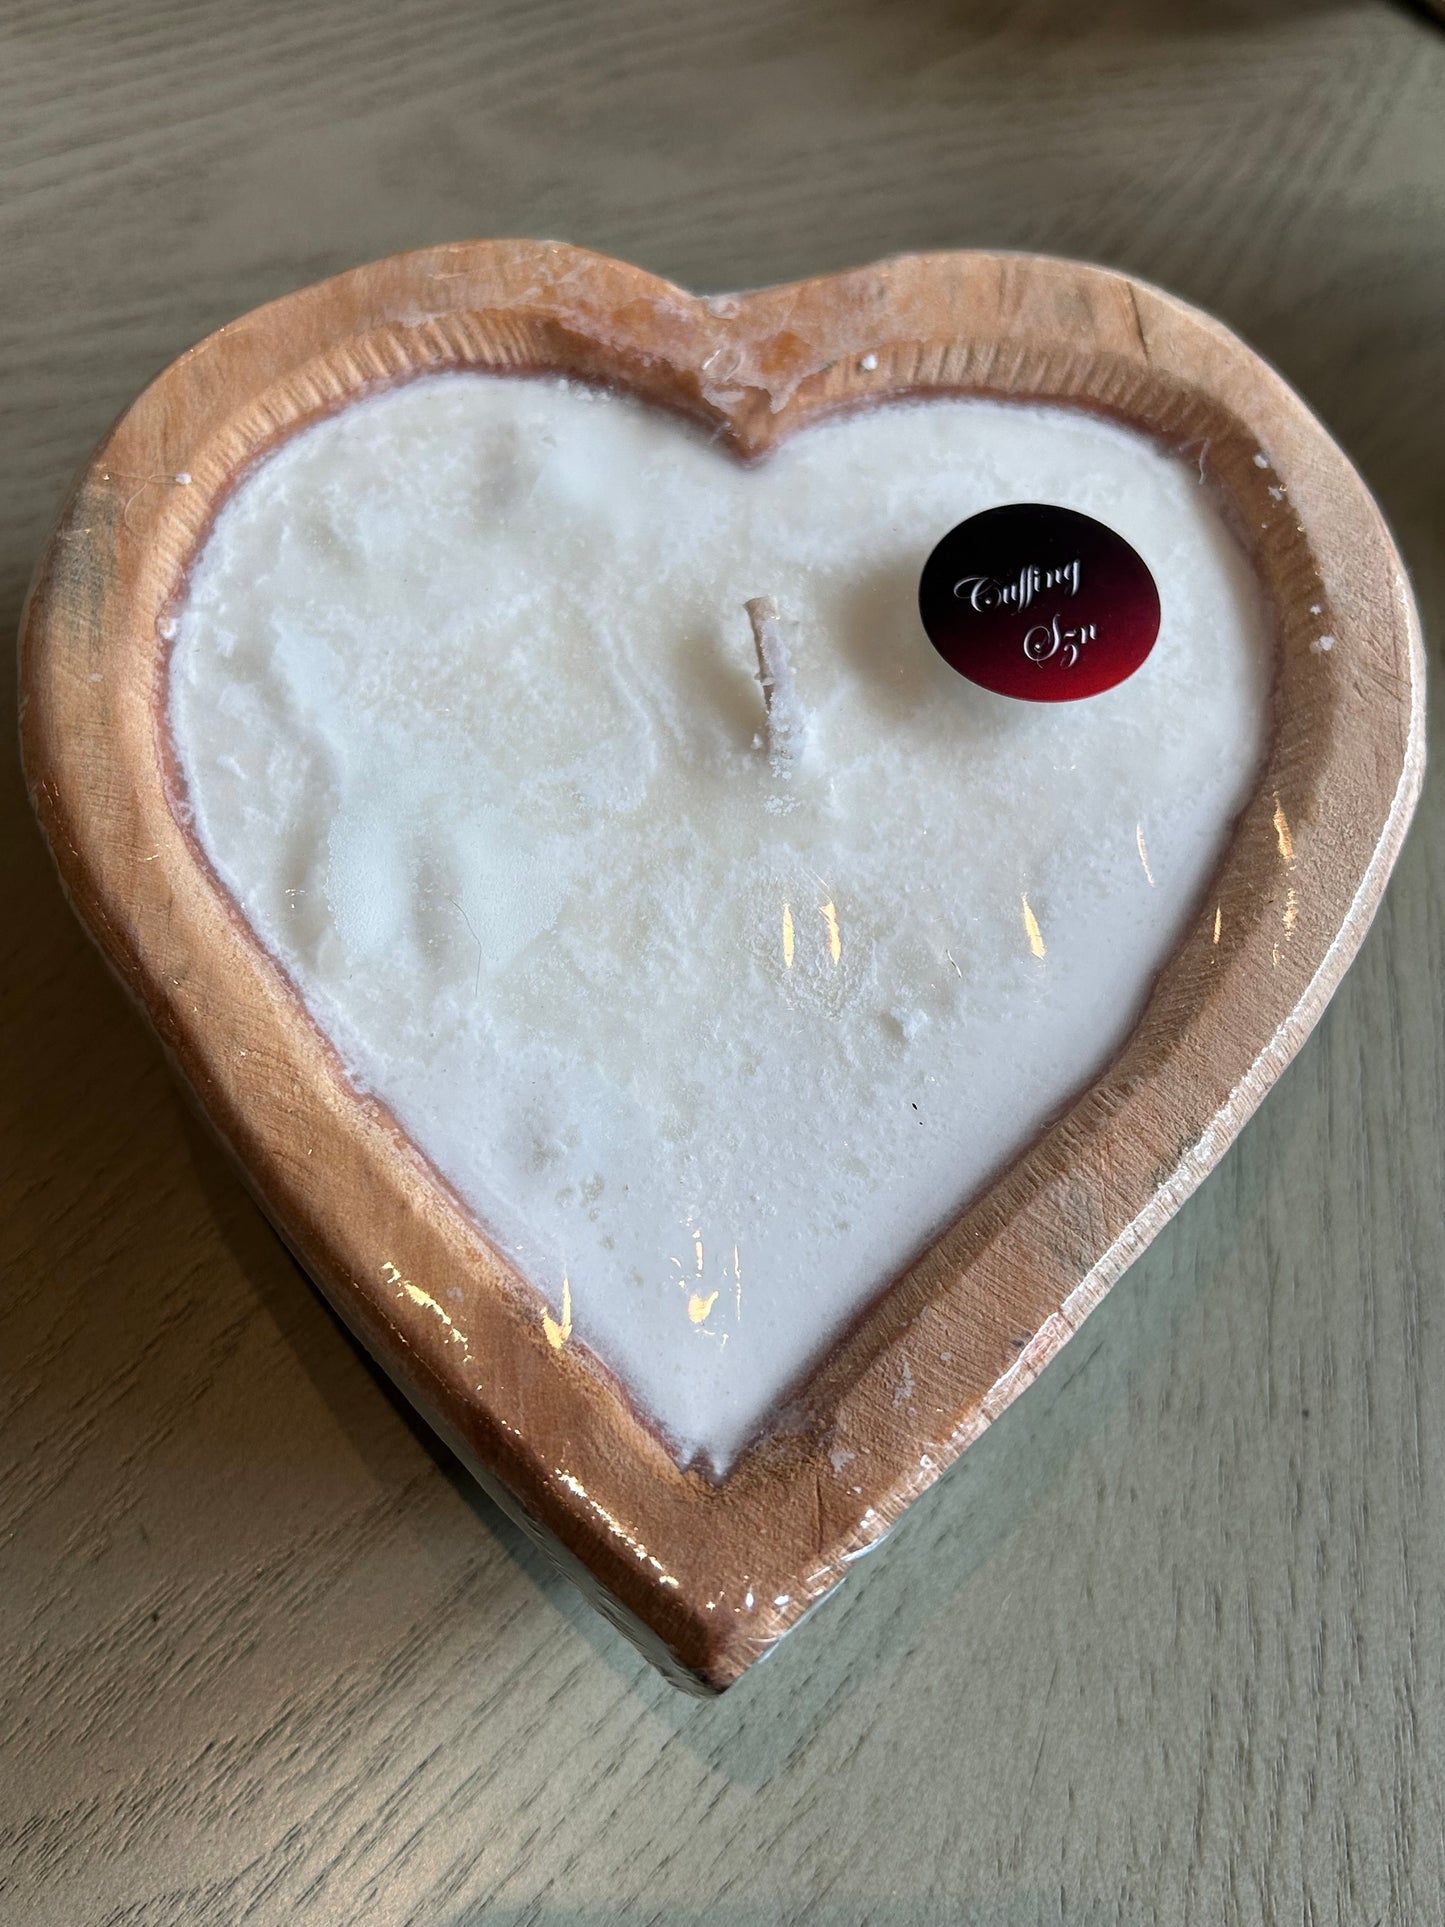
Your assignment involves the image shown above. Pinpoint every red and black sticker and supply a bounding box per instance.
[919,503,1161,702]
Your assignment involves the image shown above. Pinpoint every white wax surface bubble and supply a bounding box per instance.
[169,374,1271,1473]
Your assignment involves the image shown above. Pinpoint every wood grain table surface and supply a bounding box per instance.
[2,2,1442,1921]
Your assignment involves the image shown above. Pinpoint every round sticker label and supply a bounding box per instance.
[918,503,1161,701]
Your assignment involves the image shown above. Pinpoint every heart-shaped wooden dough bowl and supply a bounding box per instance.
[21,243,1423,1692]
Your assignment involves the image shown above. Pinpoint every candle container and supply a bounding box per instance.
[20,243,1422,1691]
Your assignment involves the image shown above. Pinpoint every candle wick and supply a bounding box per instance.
[745,596,807,777]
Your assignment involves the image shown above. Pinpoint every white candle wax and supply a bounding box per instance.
[169,374,1270,1472]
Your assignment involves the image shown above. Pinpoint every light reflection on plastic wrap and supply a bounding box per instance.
[383,1258,470,1353]
[1135,822,1156,887]
[1020,893,1046,959]
[556,1470,680,1589]
[542,1275,572,1350]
